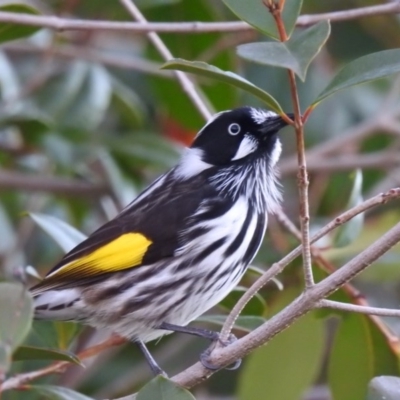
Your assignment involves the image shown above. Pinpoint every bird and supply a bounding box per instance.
[31,106,291,375]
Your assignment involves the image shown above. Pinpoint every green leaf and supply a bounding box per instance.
[62,64,112,130]
[238,311,324,400]
[29,213,87,253]
[367,376,400,400]
[198,315,265,332]
[0,282,33,372]
[31,385,95,400]
[222,0,302,40]
[0,4,41,44]
[237,21,330,81]
[328,314,374,400]
[314,49,400,105]
[137,375,196,400]
[0,283,33,350]
[13,346,82,365]
[111,77,145,128]
[162,59,282,113]
[334,169,364,247]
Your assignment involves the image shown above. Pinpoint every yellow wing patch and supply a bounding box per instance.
[47,233,152,281]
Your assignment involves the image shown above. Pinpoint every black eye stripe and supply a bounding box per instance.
[228,123,241,135]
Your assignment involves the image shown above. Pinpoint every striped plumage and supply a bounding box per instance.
[31,106,290,373]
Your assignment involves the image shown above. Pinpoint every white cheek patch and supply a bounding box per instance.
[232,135,258,161]
[270,138,282,166]
[174,147,212,179]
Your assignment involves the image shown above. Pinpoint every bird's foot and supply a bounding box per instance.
[200,333,241,371]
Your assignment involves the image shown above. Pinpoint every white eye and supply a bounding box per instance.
[228,123,241,136]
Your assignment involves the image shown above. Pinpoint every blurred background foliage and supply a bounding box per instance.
[0,0,400,399]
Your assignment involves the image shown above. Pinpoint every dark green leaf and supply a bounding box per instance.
[315,49,400,104]
[0,4,41,44]
[328,314,374,400]
[31,385,95,400]
[13,346,82,365]
[162,59,282,113]
[137,375,196,400]
[334,169,364,247]
[237,21,330,80]
[222,0,302,40]
[367,376,400,400]
[238,311,324,400]
[29,213,87,253]
[198,315,265,332]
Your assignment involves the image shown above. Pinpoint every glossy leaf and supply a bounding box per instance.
[334,169,364,247]
[0,4,41,44]
[31,385,95,400]
[328,314,373,400]
[137,375,196,400]
[162,59,282,113]
[198,315,265,333]
[29,213,87,253]
[238,311,324,400]
[237,21,330,81]
[13,346,82,365]
[367,376,400,400]
[222,0,302,40]
[315,49,400,104]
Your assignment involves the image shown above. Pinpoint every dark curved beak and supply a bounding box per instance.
[260,113,294,134]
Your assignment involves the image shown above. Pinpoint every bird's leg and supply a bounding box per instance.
[136,340,167,376]
[157,322,241,371]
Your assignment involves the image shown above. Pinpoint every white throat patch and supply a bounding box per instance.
[250,108,277,124]
[174,147,212,179]
[232,135,258,160]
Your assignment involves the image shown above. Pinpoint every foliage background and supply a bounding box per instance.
[0,0,400,399]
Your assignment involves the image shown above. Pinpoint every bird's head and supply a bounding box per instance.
[175,107,292,179]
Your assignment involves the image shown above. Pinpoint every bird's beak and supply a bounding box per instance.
[261,113,294,134]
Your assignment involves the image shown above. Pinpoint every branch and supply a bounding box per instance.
[0,3,399,32]
[119,0,213,121]
[269,1,314,288]
[172,219,400,388]
[4,43,173,78]
[318,300,400,319]
[0,336,126,392]
[219,187,400,342]
[280,151,400,176]
[0,171,108,197]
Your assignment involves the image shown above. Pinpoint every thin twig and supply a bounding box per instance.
[318,300,400,318]
[1,336,126,392]
[4,43,173,78]
[0,3,399,32]
[219,188,400,342]
[269,1,314,287]
[280,151,400,176]
[0,171,108,197]
[119,0,212,121]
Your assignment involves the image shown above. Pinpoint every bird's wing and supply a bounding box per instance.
[31,173,214,292]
